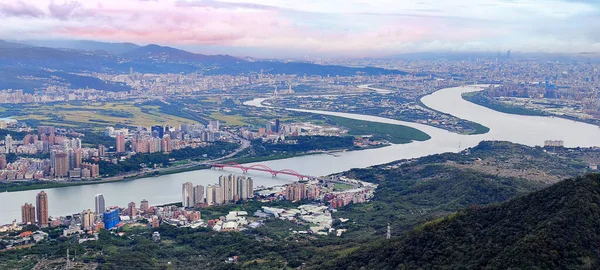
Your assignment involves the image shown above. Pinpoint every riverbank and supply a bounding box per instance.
[462,91,600,127]
[0,143,390,193]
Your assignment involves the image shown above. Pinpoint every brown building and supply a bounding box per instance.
[81,162,100,178]
[140,199,149,212]
[116,134,126,153]
[0,154,6,170]
[21,203,35,224]
[98,144,106,157]
[54,153,69,177]
[74,149,82,169]
[286,182,306,202]
[128,202,137,218]
[36,191,49,227]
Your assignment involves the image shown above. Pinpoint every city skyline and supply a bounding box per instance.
[0,0,599,58]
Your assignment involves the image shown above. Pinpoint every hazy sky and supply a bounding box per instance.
[1,0,599,57]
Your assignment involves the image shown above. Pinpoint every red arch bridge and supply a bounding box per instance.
[211,162,311,180]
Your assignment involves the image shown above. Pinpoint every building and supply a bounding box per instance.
[73,149,82,169]
[36,191,49,227]
[95,194,105,215]
[82,209,95,230]
[275,119,280,133]
[116,134,126,153]
[53,153,69,178]
[103,208,120,229]
[206,184,224,205]
[544,140,564,147]
[98,144,106,156]
[5,134,13,153]
[140,199,149,212]
[286,182,306,202]
[151,126,164,138]
[0,154,6,170]
[182,182,194,208]
[81,162,100,178]
[193,185,204,206]
[128,202,137,218]
[21,203,35,225]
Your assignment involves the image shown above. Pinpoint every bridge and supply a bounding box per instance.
[211,162,310,180]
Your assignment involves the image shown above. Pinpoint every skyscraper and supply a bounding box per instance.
[182,182,194,208]
[95,194,105,215]
[53,153,69,177]
[116,134,126,153]
[206,185,224,205]
[36,191,49,227]
[193,185,204,206]
[275,119,280,133]
[21,203,35,225]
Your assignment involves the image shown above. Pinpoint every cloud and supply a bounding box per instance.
[48,1,83,20]
[0,0,46,18]
[1,0,600,57]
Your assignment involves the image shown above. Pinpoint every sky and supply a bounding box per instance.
[0,0,599,58]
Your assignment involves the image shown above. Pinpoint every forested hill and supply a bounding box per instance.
[326,173,600,270]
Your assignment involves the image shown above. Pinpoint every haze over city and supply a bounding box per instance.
[1,0,600,57]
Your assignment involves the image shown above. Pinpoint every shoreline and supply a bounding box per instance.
[0,145,390,193]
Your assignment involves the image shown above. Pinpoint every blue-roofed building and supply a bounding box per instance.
[103,208,120,230]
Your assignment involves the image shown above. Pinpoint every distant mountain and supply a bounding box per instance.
[18,40,140,55]
[0,40,30,49]
[328,173,600,269]
[0,41,404,91]
[123,44,242,64]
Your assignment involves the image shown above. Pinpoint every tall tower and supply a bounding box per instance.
[386,223,391,240]
[116,134,126,153]
[95,194,105,215]
[36,191,49,227]
[182,182,194,207]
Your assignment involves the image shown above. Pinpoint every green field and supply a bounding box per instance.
[325,115,431,144]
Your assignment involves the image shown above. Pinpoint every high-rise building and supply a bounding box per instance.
[182,182,194,208]
[275,119,280,133]
[95,194,105,215]
[5,134,13,153]
[98,144,106,156]
[116,134,126,153]
[208,120,220,132]
[21,203,36,225]
[193,185,204,206]
[206,184,224,205]
[0,154,6,170]
[73,149,82,169]
[36,191,49,227]
[81,162,100,178]
[286,182,306,202]
[151,126,164,138]
[128,202,137,218]
[140,199,149,212]
[53,153,69,177]
[82,209,95,230]
[103,208,120,229]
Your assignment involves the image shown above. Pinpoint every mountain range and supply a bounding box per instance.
[0,40,404,92]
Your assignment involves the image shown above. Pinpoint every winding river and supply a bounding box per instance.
[0,85,599,224]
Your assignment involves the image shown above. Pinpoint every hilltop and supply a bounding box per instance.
[327,173,600,269]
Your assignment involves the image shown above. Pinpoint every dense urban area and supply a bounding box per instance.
[0,39,600,269]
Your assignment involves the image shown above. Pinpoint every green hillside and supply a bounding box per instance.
[327,173,600,269]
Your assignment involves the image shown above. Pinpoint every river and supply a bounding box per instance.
[0,85,599,224]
